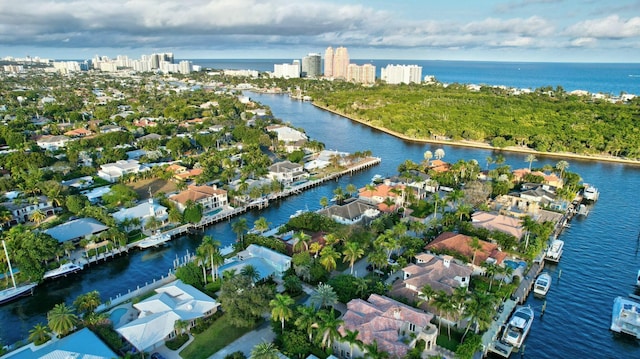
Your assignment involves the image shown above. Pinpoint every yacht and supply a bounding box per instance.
[582,184,599,202]
[545,239,564,262]
[0,240,37,305]
[43,262,84,280]
[533,272,552,296]
[136,232,171,249]
[610,296,640,339]
[577,204,589,217]
[502,306,534,348]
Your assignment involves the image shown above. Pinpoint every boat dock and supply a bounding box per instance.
[482,299,517,357]
[513,259,545,304]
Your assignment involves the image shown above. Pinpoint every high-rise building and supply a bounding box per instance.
[381,64,423,84]
[324,47,334,78]
[333,46,349,79]
[273,60,301,78]
[302,53,321,78]
[347,63,376,84]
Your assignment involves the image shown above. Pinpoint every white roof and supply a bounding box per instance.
[117,280,218,351]
[112,200,167,222]
[43,218,109,243]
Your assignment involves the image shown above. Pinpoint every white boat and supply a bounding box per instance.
[289,209,308,219]
[583,184,599,202]
[136,232,171,249]
[637,269,640,287]
[43,262,84,280]
[0,240,37,305]
[502,306,534,348]
[533,273,552,296]
[610,296,640,339]
[577,204,589,216]
[545,239,564,262]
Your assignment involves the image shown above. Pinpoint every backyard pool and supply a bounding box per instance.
[109,307,127,326]
[504,259,527,270]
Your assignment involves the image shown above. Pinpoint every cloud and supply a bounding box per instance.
[565,15,640,39]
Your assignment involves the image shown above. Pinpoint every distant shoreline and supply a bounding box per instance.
[311,103,640,167]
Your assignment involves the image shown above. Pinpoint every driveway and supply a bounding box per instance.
[208,320,275,359]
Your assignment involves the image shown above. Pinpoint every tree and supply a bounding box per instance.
[319,245,340,272]
[250,342,279,359]
[363,340,389,359]
[183,200,204,223]
[232,218,249,248]
[317,309,344,349]
[253,217,270,233]
[342,242,364,275]
[525,154,537,171]
[292,231,311,253]
[556,160,569,179]
[343,328,363,359]
[270,293,294,331]
[219,275,274,328]
[320,196,329,208]
[241,264,260,283]
[434,148,445,160]
[102,183,138,208]
[470,236,482,266]
[483,262,499,292]
[461,292,495,342]
[294,305,318,341]
[47,303,78,337]
[418,284,436,307]
[73,290,101,317]
[310,283,338,309]
[432,291,455,340]
[28,323,51,345]
[346,183,357,198]
[423,150,433,167]
[29,209,46,225]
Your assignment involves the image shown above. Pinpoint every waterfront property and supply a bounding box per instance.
[169,184,228,213]
[268,160,308,185]
[0,327,117,359]
[97,159,149,182]
[112,198,168,229]
[116,279,220,352]
[334,294,438,358]
[425,232,507,267]
[610,296,640,339]
[471,211,524,239]
[219,244,291,281]
[316,198,380,225]
[42,217,110,244]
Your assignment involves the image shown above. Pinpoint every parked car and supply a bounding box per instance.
[151,353,166,359]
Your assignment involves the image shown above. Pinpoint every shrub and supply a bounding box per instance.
[165,333,189,350]
[224,351,247,359]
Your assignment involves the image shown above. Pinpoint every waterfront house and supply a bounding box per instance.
[112,198,168,229]
[425,232,507,266]
[0,327,117,359]
[97,159,149,182]
[2,196,56,225]
[35,135,71,151]
[471,211,524,239]
[357,183,406,211]
[43,217,110,244]
[219,244,291,280]
[317,199,380,225]
[512,168,563,188]
[166,164,204,181]
[268,161,308,185]
[334,294,438,359]
[169,185,228,213]
[116,280,220,353]
[266,124,307,152]
[390,253,472,301]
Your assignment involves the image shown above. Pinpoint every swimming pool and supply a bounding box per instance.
[504,259,527,270]
[109,308,127,325]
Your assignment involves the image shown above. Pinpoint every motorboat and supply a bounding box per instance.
[43,262,84,280]
[289,209,308,219]
[545,239,564,262]
[610,296,640,339]
[136,232,171,249]
[0,240,37,305]
[502,306,534,348]
[582,184,599,202]
[577,204,589,217]
[533,272,552,296]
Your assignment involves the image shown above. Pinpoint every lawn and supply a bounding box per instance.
[179,314,258,359]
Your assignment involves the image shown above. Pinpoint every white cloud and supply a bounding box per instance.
[565,15,640,39]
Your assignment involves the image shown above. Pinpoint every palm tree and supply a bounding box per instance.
[311,283,338,309]
[346,183,357,198]
[231,218,249,247]
[556,160,569,179]
[29,209,46,225]
[253,217,270,233]
[250,342,279,359]
[483,262,499,292]
[434,148,445,160]
[461,291,495,342]
[342,242,365,275]
[241,264,260,283]
[174,319,189,335]
[342,328,363,359]
[196,246,209,285]
[270,293,294,331]
[319,245,341,272]
[28,323,51,345]
[432,290,454,339]
[333,186,346,205]
[47,303,78,337]
[73,290,101,317]
[365,183,376,199]
[521,215,537,250]
[485,156,494,170]
[199,235,222,282]
[470,236,482,266]
[525,154,537,171]
[418,284,436,307]
[292,231,311,253]
[320,196,329,208]
[294,305,318,341]
[317,309,344,349]
[423,150,433,167]
[456,203,473,222]
[363,340,389,359]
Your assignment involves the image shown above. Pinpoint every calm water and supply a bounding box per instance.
[1,64,640,359]
[191,59,640,95]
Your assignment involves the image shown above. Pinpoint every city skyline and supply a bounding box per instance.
[1,0,639,63]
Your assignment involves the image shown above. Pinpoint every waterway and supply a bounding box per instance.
[2,92,640,358]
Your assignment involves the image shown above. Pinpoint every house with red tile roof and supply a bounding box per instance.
[512,168,563,188]
[166,164,203,181]
[425,232,507,266]
[169,185,228,213]
[64,128,93,138]
[358,183,406,212]
[334,294,438,359]
[428,159,450,173]
[471,211,524,239]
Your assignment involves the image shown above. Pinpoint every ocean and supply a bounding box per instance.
[188,59,640,95]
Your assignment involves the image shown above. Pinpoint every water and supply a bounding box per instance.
[1,64,640,359]
[191,59,640,95]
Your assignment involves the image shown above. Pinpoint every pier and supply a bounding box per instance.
[513,258,544,304]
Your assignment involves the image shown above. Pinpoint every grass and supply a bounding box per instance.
[435,327,463,352]
[179,314,259,359]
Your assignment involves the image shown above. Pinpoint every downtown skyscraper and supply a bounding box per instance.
[324,46,349,79]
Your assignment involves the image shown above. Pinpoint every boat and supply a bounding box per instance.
[637,269,640,287]
[545,239,564,262]
[502,306,534,348]
[533,272,552,296]
[577,204,589,216]
[0,240,37,305]
[136,232,171,249]
[610,296,640,339]
[43,262,84,280]
[289,208,308,219]
[371,174,384,184]
[582,184,599,202]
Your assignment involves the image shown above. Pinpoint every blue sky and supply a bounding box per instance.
[1,0,639,62]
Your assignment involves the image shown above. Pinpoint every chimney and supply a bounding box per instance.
[443,255,452,268]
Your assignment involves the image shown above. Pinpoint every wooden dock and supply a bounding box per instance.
[513,260,544,304]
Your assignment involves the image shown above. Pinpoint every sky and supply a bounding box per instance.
[1,0,639,62]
